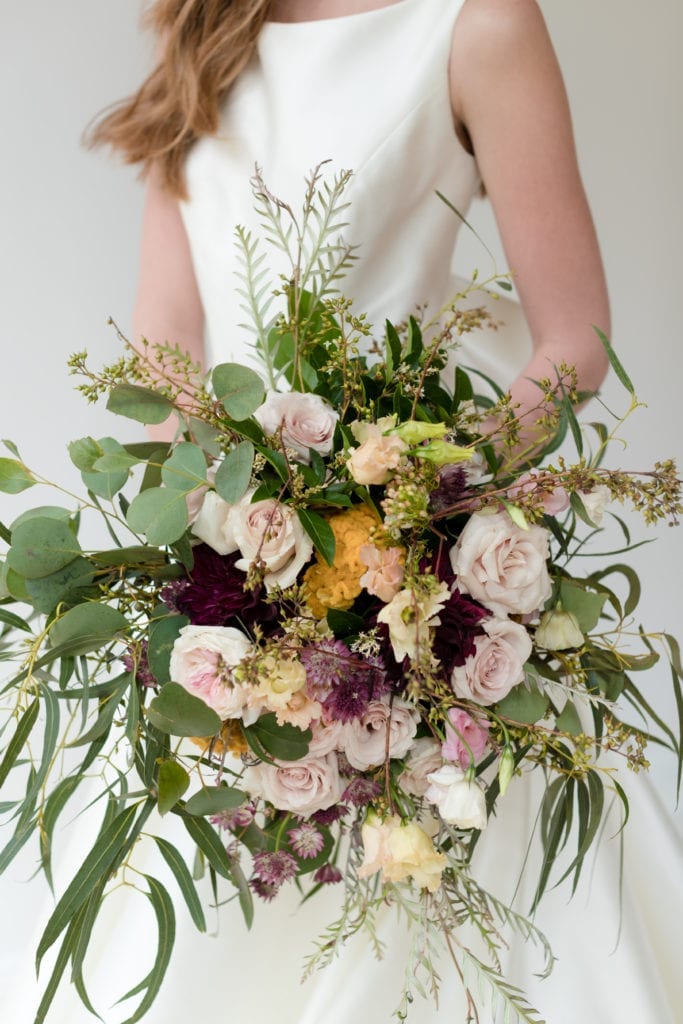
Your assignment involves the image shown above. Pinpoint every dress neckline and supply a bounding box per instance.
[264,0,418,30]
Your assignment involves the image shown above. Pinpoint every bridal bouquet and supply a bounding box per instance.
[1,168,681,1024]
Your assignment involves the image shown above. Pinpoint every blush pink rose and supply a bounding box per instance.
[254,391,339,462]
[169,624,254,720]
[441,708,491,768]
[450,617,532,706]
[243,752,343,817]
[346,421,407,486]
[358,543,405,603]
[342,697,419,770]
[399,737,443,797]
[449,509,552,616]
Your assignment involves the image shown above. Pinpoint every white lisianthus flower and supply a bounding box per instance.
[376,581,450,663]
[450,617,532,706]
[170,624,254,720]
[449,509,552,616]
[342,697,419,770]
[253,391,339,462]
[535,607,584,651]
[425,764,488,830]
[578,484,612,526]
[358,813,446,892]
[243,753,343,817]
[232,498,314,590]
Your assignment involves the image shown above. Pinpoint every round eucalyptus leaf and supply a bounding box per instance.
[160,443,208,493]
[49,602,130,653]
[106,383,174,424]
[81,437,130,499]
[212,363,265,421]
[126,487,189,546]
[7,517,83,580]
[147,683,221,737]
[214,441,254,505]
[0,457,35,494]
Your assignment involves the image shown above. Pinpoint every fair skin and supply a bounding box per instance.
[134,0,610,441]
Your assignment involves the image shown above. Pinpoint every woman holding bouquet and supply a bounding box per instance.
[66,0,677,1022]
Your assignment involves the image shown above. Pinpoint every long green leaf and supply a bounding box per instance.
[153,836,207,932]
[179,811,234,881]
[33,906,84,1024]
[40,775,82,891]
[594,326,635,395]
[36,803,138,970]
[0,698,39,788]
[117,875,176,1024]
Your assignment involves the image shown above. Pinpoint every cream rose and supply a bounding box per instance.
[191,490,242,555]
[451,617,532,706]
[376,582,450,663]
[170,624,254,720]
[346,420,407,486]
[243,752,343,817]
[425,765,488,830]
[449,509,552,616]
[342,697,419,770]
[254,391,339,462]
[358,813,446,892]
[233,498,313,590]
[399,737,443,797]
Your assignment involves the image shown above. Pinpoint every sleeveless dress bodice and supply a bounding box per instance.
[180,0,479,370]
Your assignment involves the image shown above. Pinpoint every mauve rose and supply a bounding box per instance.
[400,737,443,797]
[254,391,339,462]
[507,469,570,517]
[307,717,346,757]
[170,624,254,720]
[342,697,419,770]
[243,752,343,817]
[442,708,490,768]
[449,510,552,616]
[451,617,532,706]
[425,764,488,830]
[233,498,313,590]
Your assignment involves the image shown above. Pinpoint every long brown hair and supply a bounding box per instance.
[87,0,272,197]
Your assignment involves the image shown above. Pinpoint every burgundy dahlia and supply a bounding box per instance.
[433,587,490,674]
[173,544,277,630]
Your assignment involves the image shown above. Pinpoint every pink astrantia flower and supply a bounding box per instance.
[288,822,325,859]
[441,708,491,768]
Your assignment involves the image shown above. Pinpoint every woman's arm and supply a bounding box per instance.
[133,170,206,439]
[450,0,610,438]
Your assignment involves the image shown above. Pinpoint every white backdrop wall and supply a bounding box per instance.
[1,1,681,1021]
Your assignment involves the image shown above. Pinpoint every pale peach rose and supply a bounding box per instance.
[376,582,450,663]
[274,690,323,730]
[451,617,532,706]
[358,543,405,603]
[441,708,491,768]
[399,737,443,797]
[342,697,419,770]
[252,655,307,713]
[507,469,570,517]
[243,752,343,817]
[449,509,552,616]
[347,420,407,486]
[254,391,338,461]
[425,765,488,830]
[233,498,313,590]
[577,484,612,526]
[358,813,446,892]
[170,625,254,720]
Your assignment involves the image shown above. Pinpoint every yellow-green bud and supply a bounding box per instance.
[498,746,515,797]
[535,606,584,651]
[413,440,473,466]
[392,421,448,444]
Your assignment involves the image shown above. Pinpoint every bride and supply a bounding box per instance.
[4,1,679,1022]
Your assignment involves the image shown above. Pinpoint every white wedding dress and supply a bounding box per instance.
[2,1,681,1022]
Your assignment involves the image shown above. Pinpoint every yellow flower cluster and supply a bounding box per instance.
[304,505,379,619]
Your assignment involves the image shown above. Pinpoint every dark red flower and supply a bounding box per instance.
[433,587,490,674]
[173,544,278,631]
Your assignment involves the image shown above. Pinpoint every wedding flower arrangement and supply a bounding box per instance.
[1,167,681,1024]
